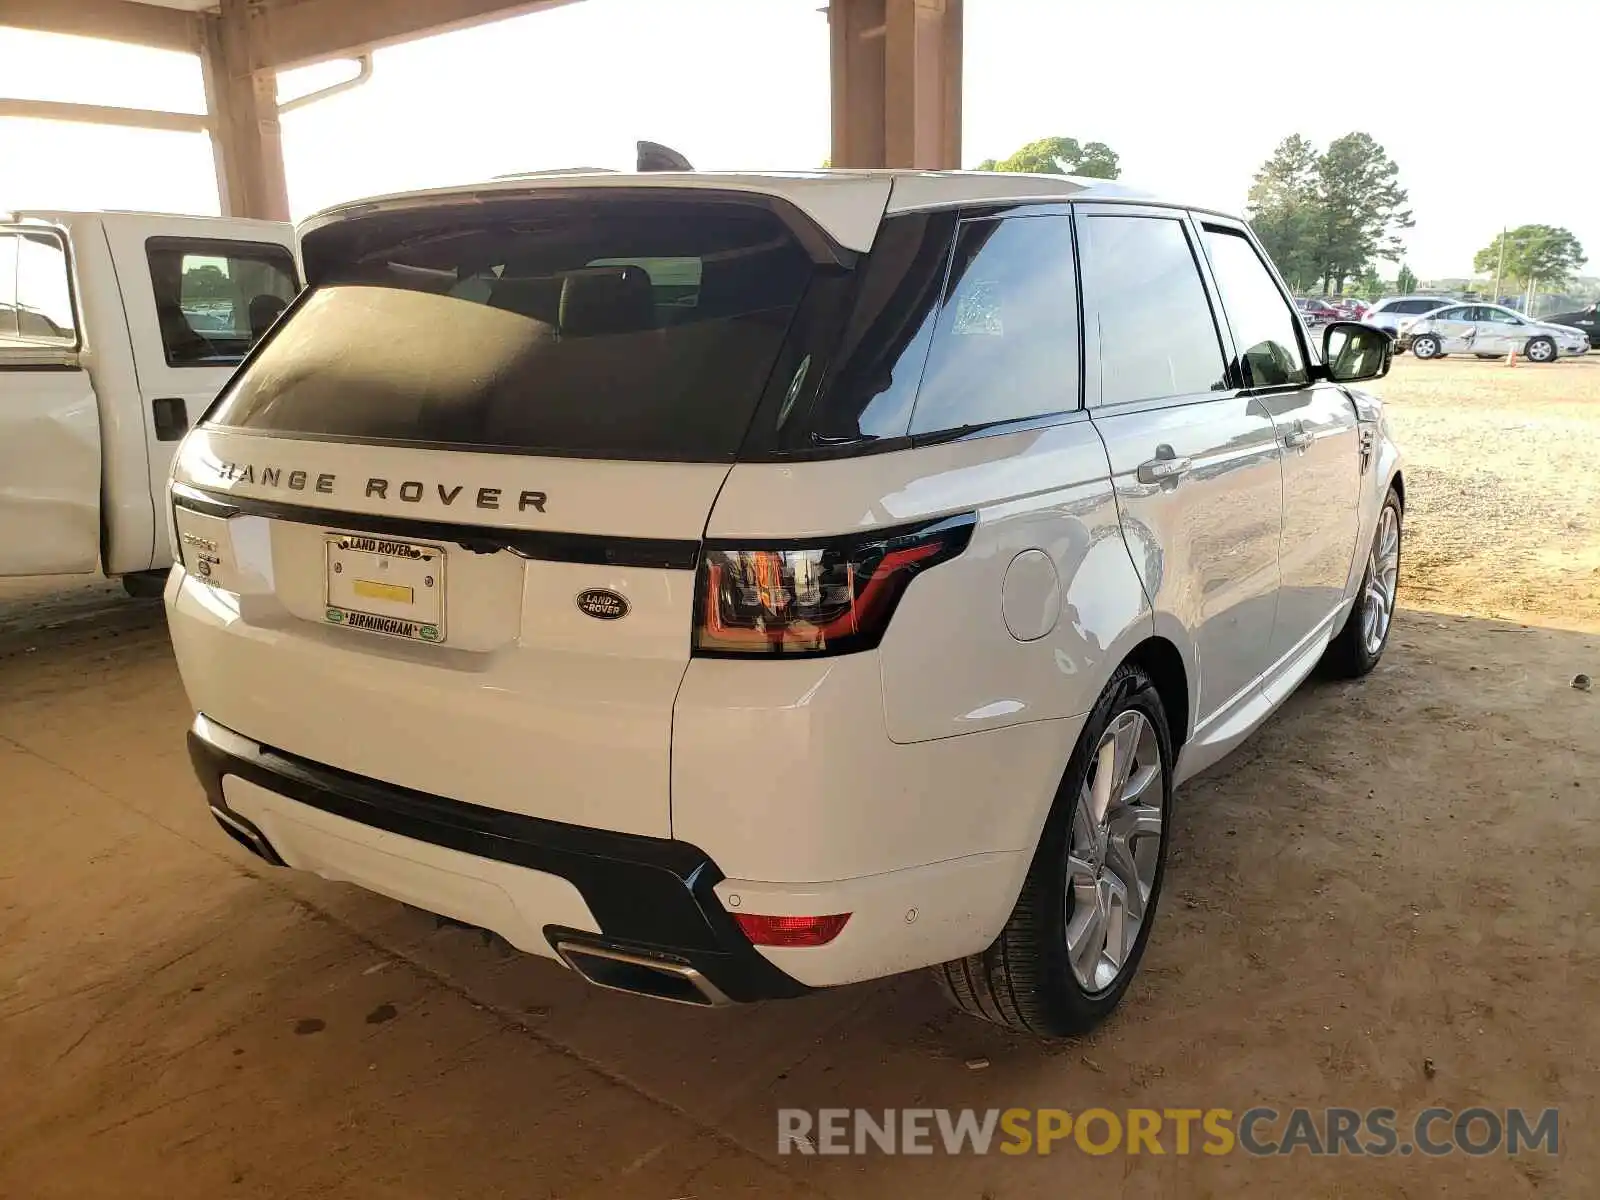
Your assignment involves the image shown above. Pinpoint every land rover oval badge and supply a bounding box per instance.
[575,588,629,620]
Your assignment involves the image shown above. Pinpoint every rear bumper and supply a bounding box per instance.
[187,713,808,1004]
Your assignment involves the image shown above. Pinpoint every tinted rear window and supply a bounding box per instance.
[208,197,815,461]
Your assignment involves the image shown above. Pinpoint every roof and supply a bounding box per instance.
[5,209,292,233]
[299,169,1181,254]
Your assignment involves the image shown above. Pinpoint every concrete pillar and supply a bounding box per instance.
[200,0,290,221]
[830,0,961,170]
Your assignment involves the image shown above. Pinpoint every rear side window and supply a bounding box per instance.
[1201,226,1309,389]
[1078,214,1226,406]
[147,238,298,367]
[908,215,1079,435]
[0,228,77,349]
[211,198,813,461]
[794,211,955,446]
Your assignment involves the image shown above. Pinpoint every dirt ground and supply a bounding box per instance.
[2,354,1597,1198]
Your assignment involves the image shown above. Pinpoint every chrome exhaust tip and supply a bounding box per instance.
[554,940,731,1008]
[210,805,284,866]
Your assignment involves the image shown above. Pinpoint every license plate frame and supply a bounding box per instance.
[323,533,446,644]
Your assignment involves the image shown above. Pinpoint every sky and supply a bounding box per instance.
[1,0,1596,282]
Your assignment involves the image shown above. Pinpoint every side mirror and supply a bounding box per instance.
[1320,321,1392,383]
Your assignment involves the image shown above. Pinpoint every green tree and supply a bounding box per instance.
[975,136,1120,180]
[1355,265,1384,300]
[1396,263,1418,295]
[182,263,230,300]
[1472,225,1587,294]
[1246,133,1412,295]
[1246,135,1321,292]
[1313,132,1413,295]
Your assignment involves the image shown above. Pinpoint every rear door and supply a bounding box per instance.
[1426,305,1478,353]
[167,191,830,838]
[100,216,298,570]
[0,223,100,576]
[1472,305,1526,355]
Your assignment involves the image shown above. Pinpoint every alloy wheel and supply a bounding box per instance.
[1527,340,1555,362]
[1064,710,1165,992]
[1363,504,1401,656]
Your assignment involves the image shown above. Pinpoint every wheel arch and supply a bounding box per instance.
[1123,635,1191,751]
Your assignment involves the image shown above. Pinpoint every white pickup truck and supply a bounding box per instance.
[1,211,297,593]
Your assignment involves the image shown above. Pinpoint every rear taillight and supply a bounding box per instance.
[693,513,975,657]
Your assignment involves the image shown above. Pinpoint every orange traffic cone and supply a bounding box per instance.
[1507,348,1518,367]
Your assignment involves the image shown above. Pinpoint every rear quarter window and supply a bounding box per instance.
[907,214,1080,434]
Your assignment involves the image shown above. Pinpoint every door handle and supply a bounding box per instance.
[1283,424,1313,451]
[152,397,189,442]
[1137,449,1192,485]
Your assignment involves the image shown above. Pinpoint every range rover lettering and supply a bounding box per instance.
[166,169,1403,1037]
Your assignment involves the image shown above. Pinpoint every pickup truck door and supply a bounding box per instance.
[0,224,101,576]
[99,217,299,571]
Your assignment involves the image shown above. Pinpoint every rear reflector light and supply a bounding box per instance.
[693,513,975,657]
[733,912,851,948]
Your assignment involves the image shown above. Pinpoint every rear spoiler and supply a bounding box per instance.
[301,191,864,286]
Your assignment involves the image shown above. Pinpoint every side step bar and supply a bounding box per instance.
[554,940,732,1008]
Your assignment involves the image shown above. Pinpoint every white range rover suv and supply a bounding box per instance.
[166,170,1403,1037]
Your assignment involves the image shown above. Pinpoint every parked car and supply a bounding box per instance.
[1365,295,1456,343]
[0,211,299,591]
[1541,301,1600,344]
[1332,298,1370,320]
[165,170,1403,1038]
[1296,297,1342,325]
[1407,302,1590,362]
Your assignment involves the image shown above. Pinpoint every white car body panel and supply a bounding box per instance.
[227,776,600,959]
[170,430,727,839]
[164,170,1404,1008]
[709,415,1151,744]
[0,364,101,574]
[0,211,297,578]
[1093,393,1283,729]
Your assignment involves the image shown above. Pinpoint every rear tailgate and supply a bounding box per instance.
[168,187,859,838]
[171,432,722,837]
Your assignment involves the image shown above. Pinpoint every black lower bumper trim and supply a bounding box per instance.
[186,714,808,1003]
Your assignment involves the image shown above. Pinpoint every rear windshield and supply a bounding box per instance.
[208,197,815,461]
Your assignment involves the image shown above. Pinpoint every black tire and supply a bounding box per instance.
[1411,334,1441,359]
[936,662,1174,1037]
[1321,487,1403,679]
[120,570,167,599]
[1524,336,1557,364]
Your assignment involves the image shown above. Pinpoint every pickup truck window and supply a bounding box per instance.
[145,237,297,368]
[0,228,77,349]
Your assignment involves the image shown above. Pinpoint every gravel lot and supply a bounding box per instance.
[1,354,1596,1198]
[1386,352,1600,629]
